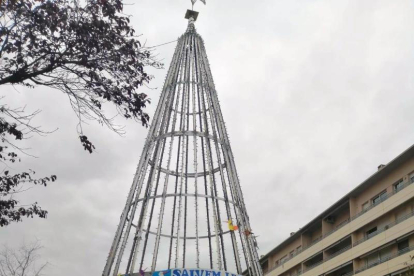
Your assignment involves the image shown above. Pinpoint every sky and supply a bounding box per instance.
[1,0,414,275]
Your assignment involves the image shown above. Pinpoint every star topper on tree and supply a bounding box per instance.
[191,0,206,10]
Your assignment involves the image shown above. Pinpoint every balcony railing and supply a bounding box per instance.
[353,209,414,246]
[302,207,414,273]
[266,178,414,274]
[285,272,302,276]
[339,272,354,276]
[325,244,352,262]
[350,179,413,221]
[323,217,351,237]
[354,245,414,274]
[301,244,353,273]
[326,271,354,276]
[303,258,324,273]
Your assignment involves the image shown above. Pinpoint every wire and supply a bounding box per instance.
[145,39,178,49]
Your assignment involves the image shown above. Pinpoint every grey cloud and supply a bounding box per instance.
[1,0,414,275]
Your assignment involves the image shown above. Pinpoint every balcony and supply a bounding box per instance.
[299,209,414,274]
[353,209,414,247]
[355,245,414,274]
[324,262,353,276]
[301,239,353,273]
[303,252,323,273]
[324,236,352,262]
[340,273,355,276]
[280,265,303,276]
[351,180,409,221]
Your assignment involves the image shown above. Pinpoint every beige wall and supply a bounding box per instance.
[353,198,414,241]
[302,224,322,248]
[322,206,351,235]
[279,264,301,276]
[269,236,302,268]
[355,252,413,276]
[311,226,322,242]
[355,232,414,271]
[353,157,414,214]
[353,211,393,241]
[409,234,414,247]
[393,198,414,220]
[333,207,350,228]
[350,197,358,217]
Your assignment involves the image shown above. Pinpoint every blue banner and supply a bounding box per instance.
[152,269,241,276]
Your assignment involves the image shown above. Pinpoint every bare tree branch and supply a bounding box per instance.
[0,241,48,276]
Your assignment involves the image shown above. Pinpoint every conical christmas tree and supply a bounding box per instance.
[103,11,263,276]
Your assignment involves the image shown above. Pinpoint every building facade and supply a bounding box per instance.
[260,145,414,276]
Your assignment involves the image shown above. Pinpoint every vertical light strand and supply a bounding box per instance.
[191,32,200,268]
[150,35,188,271]
[198,39,255,273]
[113,34,182,276]
[174,30,191,268]
[197,36,245,272]
[107,32,186,276]
[194,35,214,268]
[195,36,229,271]
[196,44,224,270]
[168,32,190,269]
[126,73,177,275]
[139,68,178,270]
[136,33,189,273]
[182,30,193,267]
[198,38,263,276]
[103,30,182,276]
[201,59,242,273]
[125,31,190,275]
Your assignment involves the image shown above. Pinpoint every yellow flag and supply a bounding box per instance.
[228,220,234,231]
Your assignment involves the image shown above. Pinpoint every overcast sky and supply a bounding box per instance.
[1,0,414,275]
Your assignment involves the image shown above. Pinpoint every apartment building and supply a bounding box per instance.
[260,144,414,276]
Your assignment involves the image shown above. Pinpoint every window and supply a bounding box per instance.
[379,246,392,261]
[410,172,414,183]
[393,178,404,192]
[366,252,379,267]
[289,250,294,258]
[296,245,302,253]
[372,190,387,205]
[366,226,377,238]
[280,255,287,264]
[362,201,369,211]
[365,246,392,267]
[261,261,269,273]
[398,239,409,252]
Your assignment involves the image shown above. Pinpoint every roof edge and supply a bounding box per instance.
[259,143,414,262]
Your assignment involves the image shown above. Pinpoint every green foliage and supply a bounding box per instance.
[0,107,57,226]
[0,0,160,138]
[0,0,160,226]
